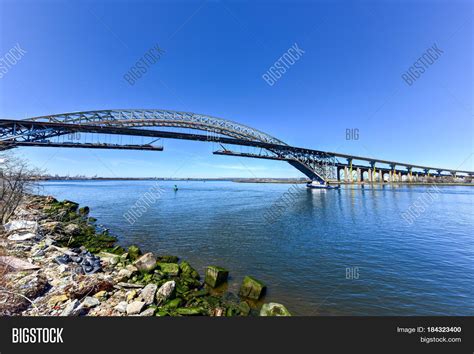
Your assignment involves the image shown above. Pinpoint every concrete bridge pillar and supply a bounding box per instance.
[356,168,361,183]
[407,167,413,183]
[347,158,353,184]
[369,162,376,184]
[389,164,396,183]
[344,166,349,183]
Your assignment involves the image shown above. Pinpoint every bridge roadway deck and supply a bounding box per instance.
[0,119,472,175]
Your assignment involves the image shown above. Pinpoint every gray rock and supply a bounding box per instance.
[133,253,157,272]
[117,268,134,282]
[140,308,155,316]
[126,301,145,315]
[8,232,37,241]
[60,299,83,316]
[82,296,100,308]
[114,301,128,313]
[4,220,38,233]
[64,224,81,235]
[0,256,40,271]
[58,264,68,273]
[156,280,176,305]
[40,221,62,235]
[44,238,55,246]
[140,284,157,305]
[116,282,144,289]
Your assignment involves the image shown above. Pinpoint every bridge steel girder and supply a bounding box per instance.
[1,108,473,181]
[0,119,333,182]
[26,109,287,146]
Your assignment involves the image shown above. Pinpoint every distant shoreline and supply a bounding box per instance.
[32,177,473,186]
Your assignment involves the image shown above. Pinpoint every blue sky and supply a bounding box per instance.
[0,0,472,178]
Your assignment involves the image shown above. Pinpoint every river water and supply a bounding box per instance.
[38,181,474,316]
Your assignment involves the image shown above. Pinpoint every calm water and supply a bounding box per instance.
[37,181,474,316]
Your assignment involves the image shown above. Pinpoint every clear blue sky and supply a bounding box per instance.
[0,0,472,178]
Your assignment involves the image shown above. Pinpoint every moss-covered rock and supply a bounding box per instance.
[239,276,266,300]
[128,245,142,261]
[156,262,180,277]
[174,307,204,316]
[63,200,79,212]
[260,303,291,316]
[157,255,179,263]
[204,266,228,288]
[163,298,182,309]
[239,301,251,316]
[78,206,90,216]
[179,261,200,280]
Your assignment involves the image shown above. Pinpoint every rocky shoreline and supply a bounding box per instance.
[0,195,290,317]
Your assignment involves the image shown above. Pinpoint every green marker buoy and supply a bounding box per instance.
[173,185,178,191]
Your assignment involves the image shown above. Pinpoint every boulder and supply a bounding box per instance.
[156,262,180,276]
[65,276,114,299]
[239,301,251,316]
[0,256,40,271]
[117,268,135,282]
[126,290,137,302]
[140,308,155,316]
[140,284,158,305]
[4,220,38,233]
[82,296,100,309]
[60,299,83,316]
[48,294,69,307]
[180,261,200,280]
[93,290,108,300]
[98,252,120,266]
[175,307,203,316]
[63,200,79,212]
[133,252,156,272]
[156,281,176,305]
[127,245,142,261]
[260,303,291,316]
[157,255,179,263]
[40,221,62,235]
[239,276,266,300]
[163,298,182,309]
[114,301,128,313]
[64,224,81,236]
[8,233,37,241]
[204,266,229,288]
[126,301,145,315]
[78,206,90,216]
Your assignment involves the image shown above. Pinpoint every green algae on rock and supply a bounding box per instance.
[239,276,266,300]
[204,266,229,288]
[260,303,291,316]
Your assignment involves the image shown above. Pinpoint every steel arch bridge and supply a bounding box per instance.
[0,109,472,183]
[0,109,336,183]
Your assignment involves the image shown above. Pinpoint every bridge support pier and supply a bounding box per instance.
[356,168,361,183]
